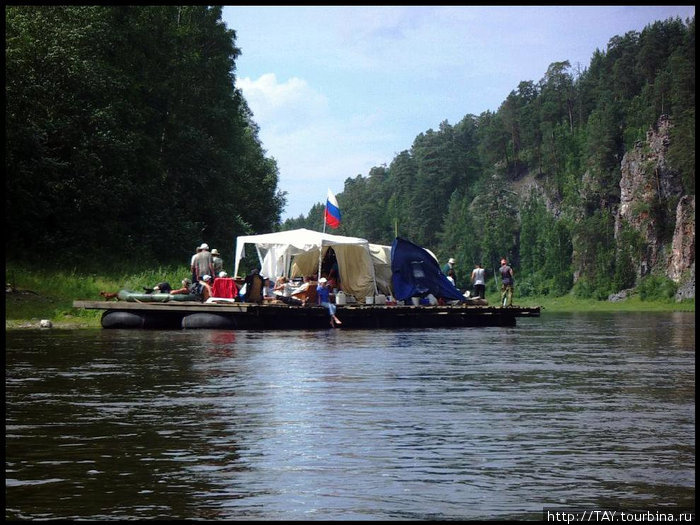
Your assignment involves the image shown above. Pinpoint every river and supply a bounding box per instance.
[5,312,695,520]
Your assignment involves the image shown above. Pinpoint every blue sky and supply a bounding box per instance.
[221,5,695,221]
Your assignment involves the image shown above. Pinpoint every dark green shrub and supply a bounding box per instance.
[637,275,678,301]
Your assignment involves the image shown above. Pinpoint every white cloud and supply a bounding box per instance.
[237,73,328,132]
[237,72,398,218]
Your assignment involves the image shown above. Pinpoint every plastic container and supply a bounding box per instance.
[335,291,347,305]
[374,294,387,305]
[411,297,420,306]
[365,296,374,304]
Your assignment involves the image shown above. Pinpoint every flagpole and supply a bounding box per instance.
[322,198,327,234]
[319,193,327,281]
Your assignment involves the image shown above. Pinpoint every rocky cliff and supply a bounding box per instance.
[616,115,695,300]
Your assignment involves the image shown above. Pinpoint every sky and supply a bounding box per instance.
[221,5,695,221]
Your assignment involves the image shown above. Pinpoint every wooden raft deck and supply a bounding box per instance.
[73,300,541,330]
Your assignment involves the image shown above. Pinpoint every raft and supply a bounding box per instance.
[74,299,541,330]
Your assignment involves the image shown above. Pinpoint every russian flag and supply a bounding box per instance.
[325,189,341,229]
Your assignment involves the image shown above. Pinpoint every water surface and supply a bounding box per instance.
[5,312,695,520]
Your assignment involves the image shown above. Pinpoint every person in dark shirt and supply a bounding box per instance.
[499,258,514,307]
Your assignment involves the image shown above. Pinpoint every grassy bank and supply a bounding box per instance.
[6,263,191,329]
[5,264,694,330]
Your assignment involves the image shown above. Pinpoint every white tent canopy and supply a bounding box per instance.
[234,228,378,299]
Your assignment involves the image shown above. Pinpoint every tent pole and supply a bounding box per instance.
[234,241,241,278]
[317,241,324,282]
[255,246,264,273]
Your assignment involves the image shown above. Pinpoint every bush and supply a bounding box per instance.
[637,275,678,301]
[572,278,594,299]
[516,278,536,297]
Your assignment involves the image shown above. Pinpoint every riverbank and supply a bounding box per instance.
[5,265,695,330]
[6,263,188,330]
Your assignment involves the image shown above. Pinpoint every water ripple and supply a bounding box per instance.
[5,313,695,520]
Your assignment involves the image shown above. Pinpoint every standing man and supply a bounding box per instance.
[471,263,486,299]
[442,257,457,285]
[211,248,224,276]
[499,258,514,307]
[191,243,214,283]
[190,245,201,283]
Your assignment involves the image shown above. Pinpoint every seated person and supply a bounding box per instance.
[170,278,192,295]
[262,278,277,302]
[244,269,264,304]
[274,276,303,306]
[198,275,213,302]
[317,277,342,327]
[290,275,318,306]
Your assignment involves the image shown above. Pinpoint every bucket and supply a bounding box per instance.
[374,294,386,305]
[365,296,375,305]
[335,291,347,305]
[411,297,420,306]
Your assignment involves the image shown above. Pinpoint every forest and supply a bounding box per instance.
[5,7,695,301]
[6,6,285,267]
[283,16,695,300]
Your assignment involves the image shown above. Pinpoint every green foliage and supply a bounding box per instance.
[310,16,694,303]
[637,274,678,301]
[668,108,696,194]
[6,6,282,267]
[612,222,645,291]
[6,10,694,306]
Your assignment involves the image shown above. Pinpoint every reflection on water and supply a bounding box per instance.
[5,312,695,520]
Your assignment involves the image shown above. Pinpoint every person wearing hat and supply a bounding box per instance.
[499,258,514,307]
[170,278,193,295]
[197,274,213,301]
[211,249,224,276]
[316,277,342,328]
[442,257,457,286]
[191,243,214,283]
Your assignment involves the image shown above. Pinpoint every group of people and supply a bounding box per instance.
[442,257,515,307]
[190,243,223,284]
[186,243,343,326]
[267,274,342,327]
[185,243,235,301]
[155,244,514,329]
[145,243,235,302]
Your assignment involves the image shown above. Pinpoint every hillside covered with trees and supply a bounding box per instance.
[6,6,285,267]
[6,7,694,301]
[284,16,695,301]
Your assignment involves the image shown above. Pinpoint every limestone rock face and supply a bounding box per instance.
[668,195,695,305]
[616,116,694,300]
